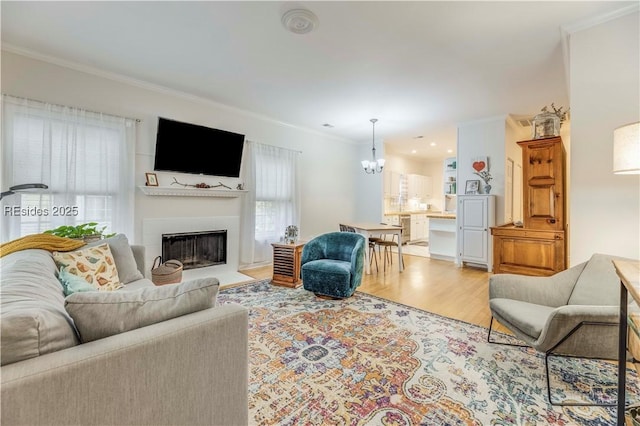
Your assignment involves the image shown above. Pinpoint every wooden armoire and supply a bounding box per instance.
[491,136,567,276]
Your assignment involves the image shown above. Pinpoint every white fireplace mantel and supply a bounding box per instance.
[138,186,247,198]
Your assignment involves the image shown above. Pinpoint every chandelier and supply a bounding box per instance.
[361,118,385,174]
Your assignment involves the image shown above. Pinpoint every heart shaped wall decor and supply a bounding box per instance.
[472,161,486,172]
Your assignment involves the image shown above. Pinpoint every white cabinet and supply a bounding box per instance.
[407,174,433,199]
[457,195,495,271]
[384,171,401,198]
[383,214,400,226]
[410,214,429,241]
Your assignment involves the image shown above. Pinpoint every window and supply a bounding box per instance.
[239,141,299,266]
[1,95,136,242]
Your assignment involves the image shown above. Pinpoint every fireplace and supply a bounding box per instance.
[143,216,240,275]
[162,230,227,270]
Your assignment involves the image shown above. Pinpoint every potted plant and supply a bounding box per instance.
[44,222,115,242]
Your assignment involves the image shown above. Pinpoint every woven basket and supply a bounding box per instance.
[151,256,183,285]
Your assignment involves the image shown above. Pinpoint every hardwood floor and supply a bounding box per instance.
[239,251,512,334]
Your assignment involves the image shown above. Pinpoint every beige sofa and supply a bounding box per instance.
[1,236,249,426]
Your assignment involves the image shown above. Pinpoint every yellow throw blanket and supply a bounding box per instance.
[0,233,86,258]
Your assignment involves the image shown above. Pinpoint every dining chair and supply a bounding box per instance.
[376,223,405,271]
[339,224,379,272]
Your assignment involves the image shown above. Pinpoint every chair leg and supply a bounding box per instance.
[544,321,618,407]
[489,318,619,407]
[369,245,378,273]
[486,317,529,347]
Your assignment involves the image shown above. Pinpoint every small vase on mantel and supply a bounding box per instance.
[484,184,492,194]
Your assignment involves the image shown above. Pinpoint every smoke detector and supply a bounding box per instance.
[281,9,318,34]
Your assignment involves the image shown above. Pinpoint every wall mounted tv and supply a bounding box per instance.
[153,117,245,178]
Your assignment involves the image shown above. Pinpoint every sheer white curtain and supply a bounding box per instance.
[1,95,136,242]
[239,141,300,268]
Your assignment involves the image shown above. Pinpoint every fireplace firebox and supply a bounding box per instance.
[161,230,227,270]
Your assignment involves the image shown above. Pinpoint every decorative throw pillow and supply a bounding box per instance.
[86,234,143,284]
[58,266,97,296]
[53,243,122,291]
[64,278,220,343]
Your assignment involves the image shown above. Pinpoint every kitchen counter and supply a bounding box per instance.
[426,213,456,219]
[385,210,456,219]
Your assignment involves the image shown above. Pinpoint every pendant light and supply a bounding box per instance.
[361,119,385,174]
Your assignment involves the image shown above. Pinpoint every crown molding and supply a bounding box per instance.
[1,43,355,145]
[561,3,639,35]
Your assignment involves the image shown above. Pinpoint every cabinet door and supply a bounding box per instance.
[459,197,488,262]
[384,171,402,198]
[422,176,432,198]
[460,228,487,261]
[519,137,565,231]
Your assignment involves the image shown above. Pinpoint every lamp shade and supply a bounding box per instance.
[613,122,640,174]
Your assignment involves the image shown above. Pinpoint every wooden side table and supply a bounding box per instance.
[271,241,306,288]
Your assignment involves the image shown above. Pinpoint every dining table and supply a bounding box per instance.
[341,222,404,274]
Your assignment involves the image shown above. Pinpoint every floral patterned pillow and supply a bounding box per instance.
[53,243,122,291]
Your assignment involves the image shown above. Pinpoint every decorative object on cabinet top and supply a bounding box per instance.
[532,103,569,140]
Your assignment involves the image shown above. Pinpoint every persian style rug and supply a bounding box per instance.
[218,280,640,425]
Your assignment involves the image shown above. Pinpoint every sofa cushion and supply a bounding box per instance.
[86,234,144,284]
[490,298,555,340]
[53,243,123,291]
[64,278,220,343]
[0,249,79,365]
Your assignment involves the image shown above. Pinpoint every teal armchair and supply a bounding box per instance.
[301,232,365,299]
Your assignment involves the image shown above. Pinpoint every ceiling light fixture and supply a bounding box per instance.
[361,119,385,174]
[281,9,318,34]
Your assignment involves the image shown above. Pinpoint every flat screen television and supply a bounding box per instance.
[153,117,245,177]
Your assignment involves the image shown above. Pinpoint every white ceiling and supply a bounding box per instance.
[1,1,635,160]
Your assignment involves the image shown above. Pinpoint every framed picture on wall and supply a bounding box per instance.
[145,172,159,186]
[465,180,480,194]
[472,157,488,174]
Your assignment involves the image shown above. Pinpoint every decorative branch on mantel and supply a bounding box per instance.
[170,177,232,190]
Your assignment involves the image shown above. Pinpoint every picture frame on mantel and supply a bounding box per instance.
[145,172,159,186]
[465,180,480,195]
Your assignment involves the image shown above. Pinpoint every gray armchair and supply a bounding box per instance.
[488,253,632,406]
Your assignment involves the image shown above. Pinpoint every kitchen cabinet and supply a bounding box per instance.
[383,170,402,198]
[407,174,432,199]
[383,214,400,226]
[429,218,456,261]
[491,136,567,276]
[410,213,429,241]
[457,195,495,271]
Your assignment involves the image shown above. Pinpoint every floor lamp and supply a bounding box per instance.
[0,183,49,200]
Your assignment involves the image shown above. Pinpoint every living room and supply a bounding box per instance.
[1,2,639,425]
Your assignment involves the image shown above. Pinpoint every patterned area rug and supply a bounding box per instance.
[218,280,639,425]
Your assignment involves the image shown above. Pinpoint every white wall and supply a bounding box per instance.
[1,51,366,253]
[569,11,640,264]
[457,116,507,225]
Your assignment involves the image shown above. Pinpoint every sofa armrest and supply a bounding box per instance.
[1,303,248,426]
[130,244,145,275]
